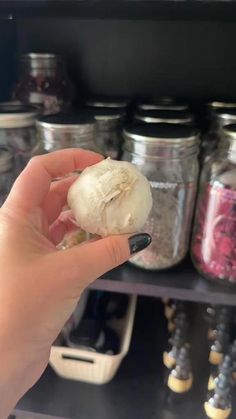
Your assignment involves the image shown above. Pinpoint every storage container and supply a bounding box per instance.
[49,295,137,384]
[122,123,199,270]
[13,53,74,115]
[0,147,15,205]
[37,112,100,153]
[88,107,125,159]
[0,103,42,175]
[192,123,236,286]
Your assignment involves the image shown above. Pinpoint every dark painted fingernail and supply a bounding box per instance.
[129,233,152,254]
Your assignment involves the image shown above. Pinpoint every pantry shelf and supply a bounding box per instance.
[92,260,236,306]
[3,0,236,21]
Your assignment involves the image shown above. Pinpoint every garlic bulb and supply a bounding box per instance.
[67,158,152,237]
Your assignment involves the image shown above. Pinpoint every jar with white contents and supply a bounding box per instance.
[122,123,199,270]
[0,104,42,175]
[37,112,101,153]
[0,147,15,206]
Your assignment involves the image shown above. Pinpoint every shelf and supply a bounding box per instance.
[16,298,236,418]
[92,260,236,306]
[2,0,236,21]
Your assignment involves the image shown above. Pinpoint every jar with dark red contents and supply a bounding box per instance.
[134,109,194,126]
[192,124,236,286]
[13,53,74,115]
[0,147,15,206]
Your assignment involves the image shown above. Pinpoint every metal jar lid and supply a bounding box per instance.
[37,112,96,132]
[208,101,236,110]
[0,104,39,128]
[87,106,126,121]
[134,109,194,124]
[137,99,189,111]
[222,123,236,139]
[215,108,236,126]
[85,96,130,109]
[124,123,198,144]
[20,53,62,70]
[0,147,14,172]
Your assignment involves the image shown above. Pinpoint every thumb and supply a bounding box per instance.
[50,233,151,291]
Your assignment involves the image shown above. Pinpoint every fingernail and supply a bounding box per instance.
[129,233,152,255]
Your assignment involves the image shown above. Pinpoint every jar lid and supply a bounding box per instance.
[20,53,62,69]
[134,109,193,124]
[86,96,130,108]
[0,147,13,172]
[137,100,189,111]
[223,124,236,138]
[87,106,126,121]
[215,108,236,121]
[209,101,236,109]
[124,123,198,144]
[37,112,96,129]
[0,104,39,128]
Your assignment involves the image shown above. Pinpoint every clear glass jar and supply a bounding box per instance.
[0,104,42,175]
[37,112,101,153]
[88,107,125,159]
[0,147,15,206]
[122,123,199,270]
[134,109,194,125]
[192,124,236,286]
[13,53,75,115]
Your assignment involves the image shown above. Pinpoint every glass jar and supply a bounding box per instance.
[122,123,199,270]
[37,112,100,153]
[134,109,194,125]
[88,107,125,159]
[0,104,42,175]
[0,147,15,206]
[191,124,236,286]
[13,53,74,115]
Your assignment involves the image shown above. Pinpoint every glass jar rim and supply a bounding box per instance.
[134,109,193,124]
[0,104,39,128]
[85,96,129,108]
[208,101,236,109]
[123,123,198,144]
[37,112,96,130]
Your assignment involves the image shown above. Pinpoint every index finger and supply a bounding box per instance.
[5,148,103,212]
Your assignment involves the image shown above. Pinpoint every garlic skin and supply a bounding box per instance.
[67,158,152,237]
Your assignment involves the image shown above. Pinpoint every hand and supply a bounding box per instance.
[0,149,151,417]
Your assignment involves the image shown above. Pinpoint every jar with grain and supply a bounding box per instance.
[122,123,199,270]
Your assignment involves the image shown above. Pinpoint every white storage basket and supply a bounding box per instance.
[49,294,137,384]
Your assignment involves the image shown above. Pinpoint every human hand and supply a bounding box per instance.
[0,149,151,417]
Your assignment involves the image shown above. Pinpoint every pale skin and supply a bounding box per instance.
[0,149,134,418]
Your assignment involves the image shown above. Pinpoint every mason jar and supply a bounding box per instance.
[122,123,199,270]
[134,109,194,125]
[191,124,236,286]
[0,104,42,175]
[87,107,125,159]
[37,112,100,153]
[0,147,15,206]
[13,53,75,115]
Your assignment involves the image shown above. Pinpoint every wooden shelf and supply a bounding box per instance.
[92,260,236,306]
[2,0,236,21]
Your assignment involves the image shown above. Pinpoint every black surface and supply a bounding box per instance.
[17,19,236,101]
[4,1,236,21]
[91,260,236,306]
[16,298,235,418]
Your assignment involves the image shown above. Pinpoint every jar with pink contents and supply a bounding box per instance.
[191,124,236,286]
